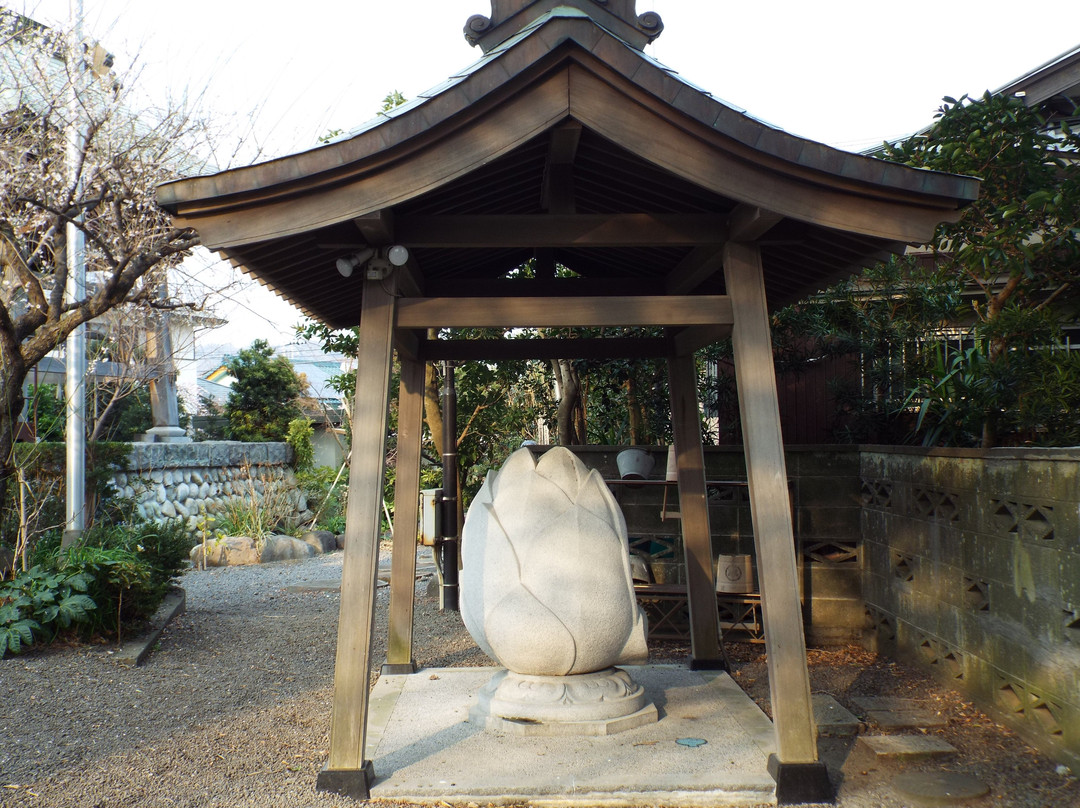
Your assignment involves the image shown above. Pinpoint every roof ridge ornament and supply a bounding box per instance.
[465,0,663,53]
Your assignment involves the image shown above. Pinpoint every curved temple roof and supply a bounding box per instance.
[157,2,979,330]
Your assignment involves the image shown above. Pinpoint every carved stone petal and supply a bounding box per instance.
[461,501,521,661]
[518,507,637,674]
[484,586,577,675]
[489,449,573,548]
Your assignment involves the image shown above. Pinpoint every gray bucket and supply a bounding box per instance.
[716,554,755,594]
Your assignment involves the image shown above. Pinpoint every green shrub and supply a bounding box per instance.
[64,519,192,624]
[0,566,95,657]
[1,441,133,567]
[287,417,315,472]
[59,544,149,638]
[49,518,194,641]
[297,465,345,534]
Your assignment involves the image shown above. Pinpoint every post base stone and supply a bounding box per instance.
[768,755,835,805]
[690,657,728,671]
[316,760,375,799]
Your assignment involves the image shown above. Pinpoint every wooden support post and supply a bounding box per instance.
[383,357,425,674]
[317,275,398,800]
[723,242,832,804]
[667,353,724,669]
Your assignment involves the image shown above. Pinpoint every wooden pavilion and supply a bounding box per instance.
[157,1,978,803]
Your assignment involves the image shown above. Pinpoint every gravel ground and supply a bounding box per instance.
[1,548,1076,808]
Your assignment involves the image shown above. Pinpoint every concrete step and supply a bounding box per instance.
[857,734,957,763]
[812,694,862,737]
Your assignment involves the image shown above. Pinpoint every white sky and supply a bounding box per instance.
[15,0,1080,349]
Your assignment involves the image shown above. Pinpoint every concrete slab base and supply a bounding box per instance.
[365,665,780,806]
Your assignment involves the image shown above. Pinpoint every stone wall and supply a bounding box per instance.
[113,441,310,530]
[860,446,1080,772]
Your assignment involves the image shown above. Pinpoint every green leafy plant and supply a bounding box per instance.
[53,518,193,640]
[287,417,315,472]
[297,465,345,534]
[59,544,149,640]
[0,565,95,656]
[879,92,1080,447]
[217,463,298,542]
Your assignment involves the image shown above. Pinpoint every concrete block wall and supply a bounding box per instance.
[112,441,309,531]
[540,445,866,644]
[860,446,1080,772]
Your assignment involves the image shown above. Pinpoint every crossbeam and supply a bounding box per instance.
[396,295,733,329]
[415,336,671,361]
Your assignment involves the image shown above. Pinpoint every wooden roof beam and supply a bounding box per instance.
[728,204,784,242]
[669,325,732,355]
[395,214,728,248]
[666,245,726,295]
[664,206,783,295]
[397,294,733,329]
[541,121,582,214]
[352,210,394,244]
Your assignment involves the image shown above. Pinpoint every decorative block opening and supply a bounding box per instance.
[860,478,892,508]
[991,499,1017,533]
[1064,610,1080,643]
[1030,700,1064,736]
[942,651,964,681]
[962,576,990,612]
[918,637,940,665]
[1021,506,1055,542]
[891,552,915,582]
[866,607,896,641]
[803,540,858,564]
[990,499,1056,541]
[997,682,1025,714]
[914,488,960,522]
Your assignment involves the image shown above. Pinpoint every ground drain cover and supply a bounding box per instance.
[893,771,989,804]
[676,738,707,748]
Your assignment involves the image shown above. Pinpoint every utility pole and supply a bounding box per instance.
[61,0,86,548]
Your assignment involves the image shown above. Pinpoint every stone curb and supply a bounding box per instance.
[113,587,186,667]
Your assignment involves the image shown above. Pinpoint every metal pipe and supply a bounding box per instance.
[439,360,459,611]
[62,0,86,548]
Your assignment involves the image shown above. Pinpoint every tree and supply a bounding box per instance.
[224,340,304,442]
[0,11,206,506]
[880,92,1080,446]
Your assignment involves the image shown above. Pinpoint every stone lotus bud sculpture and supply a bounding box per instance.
[461,446,648,675]
[461,446,655,734]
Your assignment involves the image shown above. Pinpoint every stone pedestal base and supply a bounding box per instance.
[139,426,192,444]
[470,667,658,736]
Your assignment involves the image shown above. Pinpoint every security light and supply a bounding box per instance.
[335,247,375,278]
